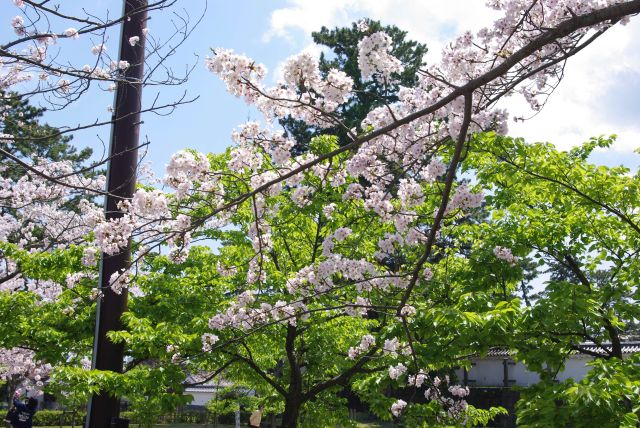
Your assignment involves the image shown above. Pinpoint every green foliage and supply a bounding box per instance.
[50,364,191,428]
[464,132,640,423]
[119,411,138,425]
[466,405,510,427]
[6,81,636,427]
[204,384,261,427]
[517,354,640,427]
[0,243,96,364]
[33,410,85,427]
[467,132,639,352]
[298,393,353,427]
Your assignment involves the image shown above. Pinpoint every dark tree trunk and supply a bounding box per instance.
[280,398,301,428]
[280,325,303,428]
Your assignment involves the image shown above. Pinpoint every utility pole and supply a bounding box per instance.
[86,2,147,428]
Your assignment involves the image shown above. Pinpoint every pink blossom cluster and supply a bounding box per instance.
[390,399,407,417]
[347,334,375,359]
[109,270,131,295]
[11,15,25,36]
[205,48,267,102]
[494,246,519,266]
[407,370,428,388]
[443,183,484,215]
[321,227,352,257]
[388,363,407,380]
[280,52,353,109]
[424,375,470,421]
[65,272,96,289]
[131,189,169,219]
[283,224,395,295]
[382,337,412,357]
[397,179,425,208]
[201,333,219,352]
[0,160,104,296]
[207,291,310,333]
[93,216,135,255]
[391,372,470,420]
[344,296,371,317]
[420,158,446,183]
[399,304,417,317]
[375,232,403,259]
[0,348,52,392]
[231,122,295,168]
[358,32,405,83]
[164,150,212,199]
[206,49,354,127]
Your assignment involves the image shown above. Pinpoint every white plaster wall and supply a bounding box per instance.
[510,362,540,386]
[557,357,592,382]
[466,356,594,387]
[185,390,214,407]
[468,359,504,386]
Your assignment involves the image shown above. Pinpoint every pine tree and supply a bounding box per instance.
[1,92,93,181]
[280,20,428,154]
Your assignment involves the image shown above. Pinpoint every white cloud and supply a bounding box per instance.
[263,0,358,44]
[265,1,640,156]
[264,0,497,59]
[504,21,640,154]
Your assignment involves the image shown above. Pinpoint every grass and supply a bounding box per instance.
[151,423,393,428]
[155,425,235,428]
[34,419,395,428]
[356,423,395,428]
[31,425,235,428]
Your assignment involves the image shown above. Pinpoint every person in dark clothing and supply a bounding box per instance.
[4,406,16,428]
[10,394,38,428]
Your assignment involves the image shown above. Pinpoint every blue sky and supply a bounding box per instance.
[4,0,297,172]
[3,0,639,175]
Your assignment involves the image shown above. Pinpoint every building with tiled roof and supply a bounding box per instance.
[455,342,640,387]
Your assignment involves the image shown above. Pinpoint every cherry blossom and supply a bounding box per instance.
[11,16,25,36]
[0,348,52,394]
[201,333,219,352]
[358,32,404,83]
[63,28,79,39]
[91,44,107,55]
[388,363,407,380]
[2,1,639,422]
[494,246,519,266]
[390,399,407,417]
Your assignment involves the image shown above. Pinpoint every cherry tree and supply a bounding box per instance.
[0,347,52,401]
[1,2,204,425]
[1,0,198,121]
[0,0,206,286]
[1,0,640,426]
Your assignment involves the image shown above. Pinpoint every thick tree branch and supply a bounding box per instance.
[223,350,287,397]
[302,346,378,401]
[398,91,473,310]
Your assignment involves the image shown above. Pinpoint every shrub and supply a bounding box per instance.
[33,410,85,426]
[120,411,139,425]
